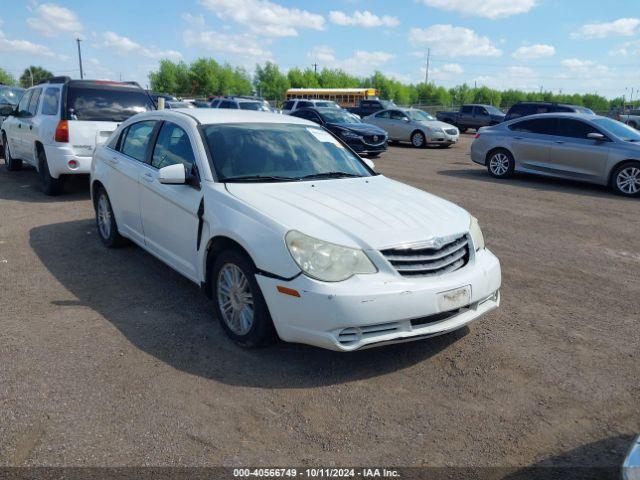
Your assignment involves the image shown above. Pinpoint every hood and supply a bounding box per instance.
[417,120,457,130]
[327,122,387,136]
[224,175,471,250]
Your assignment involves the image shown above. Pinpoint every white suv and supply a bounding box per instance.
[282,99,341,114]
[91,108,501,351]
[2,77,154,195]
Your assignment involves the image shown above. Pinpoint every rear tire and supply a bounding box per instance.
[458,127,468,133]
[487,149,515,179]
[38,148,63,195]
[611,162,640,197]
[3,134,22,171]
[211,249,275,348]
[95,188,128,248]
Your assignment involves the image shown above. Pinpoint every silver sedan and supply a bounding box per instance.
[470,113,640,197]
[365,108,459,148]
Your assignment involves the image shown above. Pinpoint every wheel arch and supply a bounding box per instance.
[608,159,640,186]
[485,146,514,166]
[91,180,106,209]
[203,235,257,299]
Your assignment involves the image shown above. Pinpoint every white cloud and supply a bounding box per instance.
[439,63,464,75]
[573,18,640,39]
[308,46,394,76]
[419,0,536,19]
[99,32,182,60]
[611,39,640,56]
[199,0,324,37]
[512,44,555,59]
[560,58,610,76]
[27,3,82,37]
[409,25,502,57]
[329,10,399,28]
[0,28,57,57]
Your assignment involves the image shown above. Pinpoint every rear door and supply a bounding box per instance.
[108,120,158,245]
[139,121,202,281]
[508,117,556,171]
[22,87,42,164]
[548,118,610,182]
[65,83,155,158]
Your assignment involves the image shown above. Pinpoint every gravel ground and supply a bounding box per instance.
[0,135,638,476]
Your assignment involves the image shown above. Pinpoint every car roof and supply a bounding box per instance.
[137,108,316,126]
[507,112,603,122]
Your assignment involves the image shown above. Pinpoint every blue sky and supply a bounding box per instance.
[1,0,639,98]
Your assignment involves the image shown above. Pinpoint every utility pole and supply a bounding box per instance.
[76,38,84,79]
[425,48,430,84]
[312,63,318,76]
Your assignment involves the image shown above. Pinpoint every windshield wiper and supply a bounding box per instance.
[300,172,363,180]
[223,175,299,183]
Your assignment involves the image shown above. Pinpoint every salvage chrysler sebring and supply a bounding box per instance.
[90,109,501,351]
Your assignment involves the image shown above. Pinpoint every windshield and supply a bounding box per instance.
[406,110,435,121]
[203,123,372,182]
[380,100,396,108]
[67,86,154,122]
[485,105,504,115]
[315,101,339,108]
[592,118,640,142]
[239,102,269,111]
[0,86,24,106]
[320,110,362,124]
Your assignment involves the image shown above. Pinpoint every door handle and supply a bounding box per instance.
[142,172,154,182]
[29,125,33,130]
[554,141,565,144]
[106,157,119,166]
[514,136,523,140]
[18,124,21,128]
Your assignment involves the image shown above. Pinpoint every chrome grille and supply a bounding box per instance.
[381,235,469,277]
[363,135,386,146]
[445,128,458,135]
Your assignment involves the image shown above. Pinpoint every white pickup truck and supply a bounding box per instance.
[620,109,640,129]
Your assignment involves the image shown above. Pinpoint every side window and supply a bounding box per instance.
[152,123,196,171]
[533,105,550,115]
[120,121,156,162]
[509,118,557,135]
[219,101,235,109]
[41,88,60,116]
[461,106,473,114]
[283,101,295,110]
[390,110,407,120]
[507,104,526,119]
[17,90,32,116]
[297,101,313,108]
[375,110,390,119]
[478,107,489,115]
[27,88,42,116]
[556,119,599,139]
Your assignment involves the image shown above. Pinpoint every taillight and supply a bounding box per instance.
[55,120,69,143]
[474,133,481,139]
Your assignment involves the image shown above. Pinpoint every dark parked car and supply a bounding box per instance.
[347,99,397,118]
[504,102,594,121]
[291,107,388,157]
[436,104,505,132]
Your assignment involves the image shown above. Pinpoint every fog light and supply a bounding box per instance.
[68,159,78,169]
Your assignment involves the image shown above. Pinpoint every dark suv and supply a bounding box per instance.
[505,102,595,121]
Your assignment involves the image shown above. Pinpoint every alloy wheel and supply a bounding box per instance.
[217,263,255,336]
[616,166,640,195]
[412,132,425,147]
[489,153,510,176]
[97,194,112,240]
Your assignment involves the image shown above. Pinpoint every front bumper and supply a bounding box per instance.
[256,248,501,351]
[426,131,459,145]
[346,139,388,156]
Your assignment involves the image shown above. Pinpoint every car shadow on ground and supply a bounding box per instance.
[502,434,634,480]
[437,167,637,201]
[29,219,468,389]
[0,161,90,203]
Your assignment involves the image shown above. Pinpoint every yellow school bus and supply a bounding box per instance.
[285,88,379,108]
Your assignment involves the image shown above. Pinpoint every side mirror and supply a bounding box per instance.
[158,163,186,185]
[363,158,376,170]
[587,132,606,142]
[0,104,15,116]
[403,117,410,122]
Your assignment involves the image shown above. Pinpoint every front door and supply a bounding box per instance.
[139,121,202,281]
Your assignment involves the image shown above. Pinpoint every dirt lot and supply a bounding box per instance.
[0,135,638,475]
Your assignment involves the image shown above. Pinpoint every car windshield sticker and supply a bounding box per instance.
[307,128,344,148]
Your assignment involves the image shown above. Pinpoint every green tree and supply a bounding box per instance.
[149,59,191,95]
[0,68,16,86]
[19,66,53,88]
[254,62,290,100]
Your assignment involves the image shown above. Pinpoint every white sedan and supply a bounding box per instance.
[90,109,501,351]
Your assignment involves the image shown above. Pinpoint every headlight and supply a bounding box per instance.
[469,216,485,251]
[285,230,377,282]
[339,129,361,139]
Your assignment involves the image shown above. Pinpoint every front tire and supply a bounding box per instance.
[95,188,128,247]
[410,131,426,148]
[212,250,275,348]
[38,148,63,195]
[611,162,640,197]
[3,134,22,171]
[487,149,515,178]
